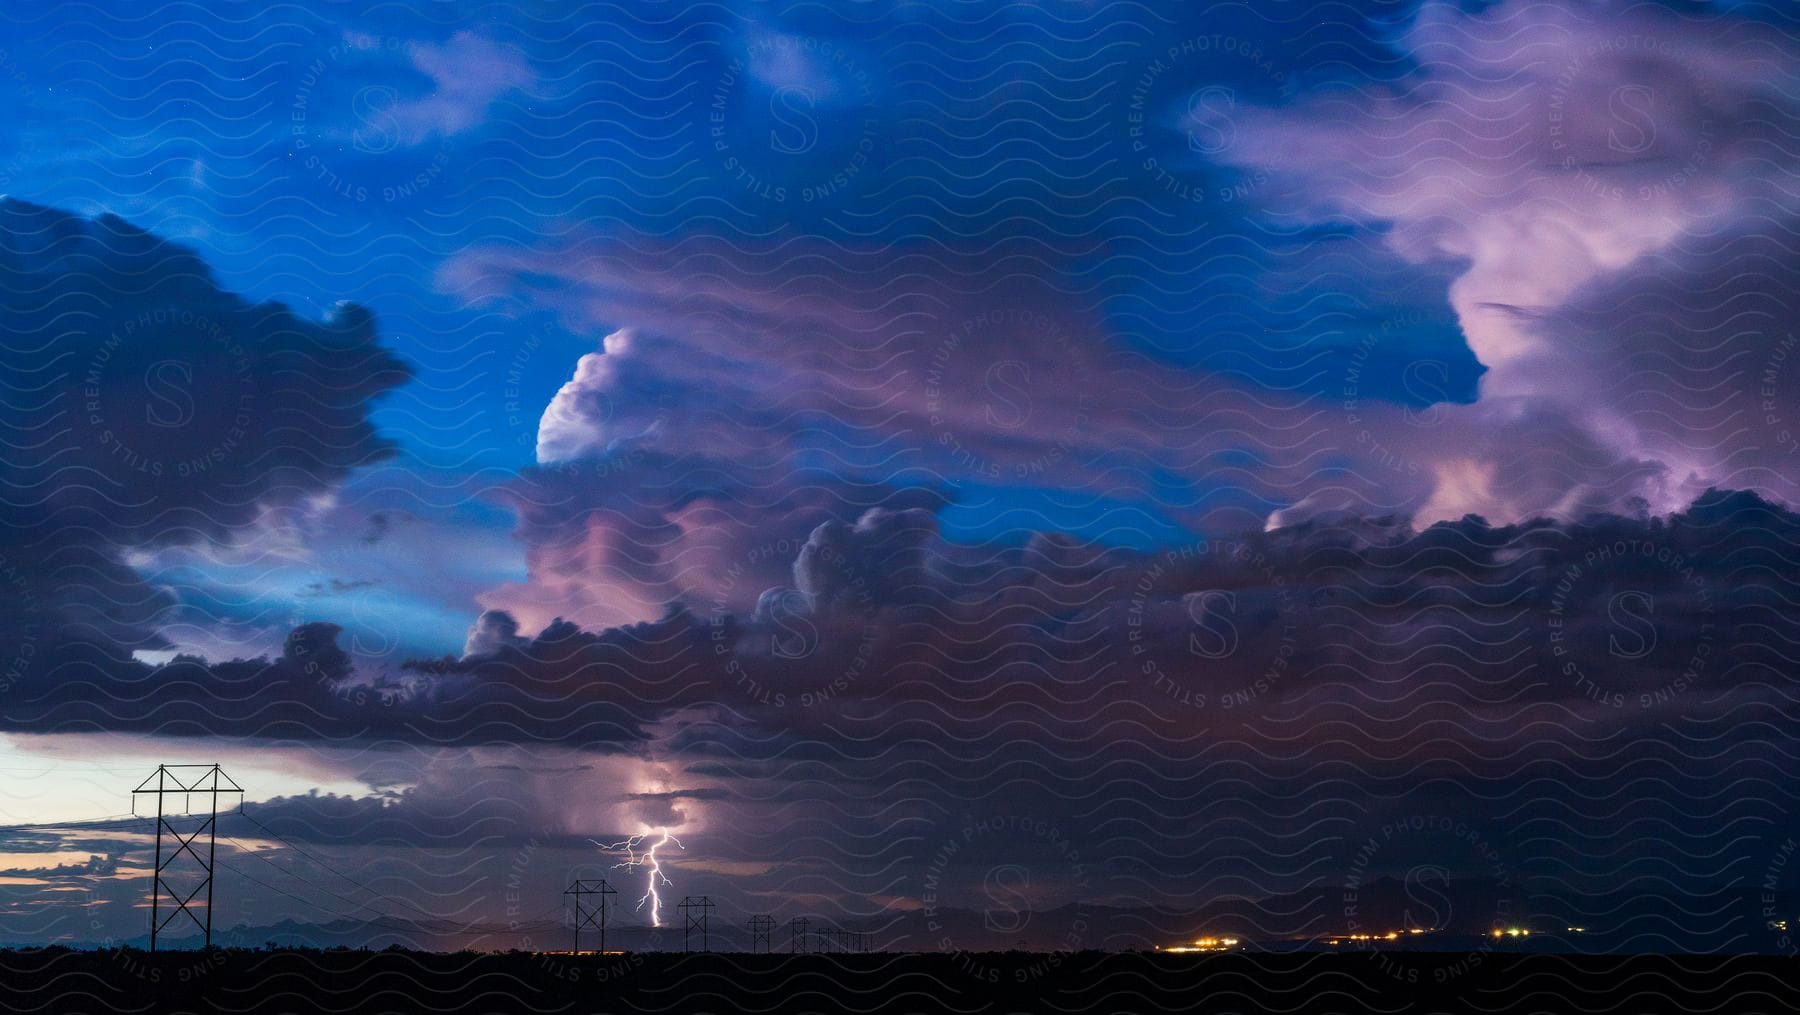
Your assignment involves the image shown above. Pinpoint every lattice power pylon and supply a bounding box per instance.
[790,916,808,954]
[563,878,617,954]
[748,914,775,953]
[132,765,243,950]
[810,926,867,954]
[677,895,715,952]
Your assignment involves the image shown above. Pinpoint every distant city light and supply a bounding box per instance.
[1323,928,1436,945]
[1157,936,1240,953]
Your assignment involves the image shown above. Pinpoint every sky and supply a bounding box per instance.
[1,0,1799,959]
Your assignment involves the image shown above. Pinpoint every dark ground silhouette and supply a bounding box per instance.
[2,947,1796,1013]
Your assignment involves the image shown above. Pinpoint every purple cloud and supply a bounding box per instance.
[1200,0,1800,523]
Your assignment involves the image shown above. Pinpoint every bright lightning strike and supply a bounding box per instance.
[595,830,683,927]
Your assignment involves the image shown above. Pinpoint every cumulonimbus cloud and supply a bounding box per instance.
[0,199,408,690]
[1196,0,1800,524]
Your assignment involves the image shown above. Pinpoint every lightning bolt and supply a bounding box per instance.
[595,830,683,927]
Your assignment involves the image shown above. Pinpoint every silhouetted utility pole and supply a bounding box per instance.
[677,896,715,952]
[748,914,775,953]
[790,916,809,954]
[132,765,242,950]
[809,926,867,953]
[563,879,616,954]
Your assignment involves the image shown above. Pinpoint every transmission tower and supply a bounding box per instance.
[132,765,242,950]
[563,878,617,954]
[677,896,715,952]
[790,916,809,954]
[809,926,866,953]
[748,914,775,953]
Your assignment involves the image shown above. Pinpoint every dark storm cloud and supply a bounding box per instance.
[22,481,1781,768]
[0,199,409,669]
[0,200,409,540]
[245,777,547,848]
[0,618,711,748]
[639,491,1800,947]
[620,787,729,830]
[698,489,1799,752]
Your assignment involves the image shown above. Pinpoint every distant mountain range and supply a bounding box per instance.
[23,878,1796,955]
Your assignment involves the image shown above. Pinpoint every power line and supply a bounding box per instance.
[219,834,570,938]
[235,807,480,929]
[220,835,510,935]
[0,814,165,832]
[216,855,516,942]
[17,802,590,949]
[0,810,494,942]
[216,847,499,939]
[0,766,174,774]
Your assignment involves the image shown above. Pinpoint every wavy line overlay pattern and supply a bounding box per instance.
[1,0,1799,1010]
